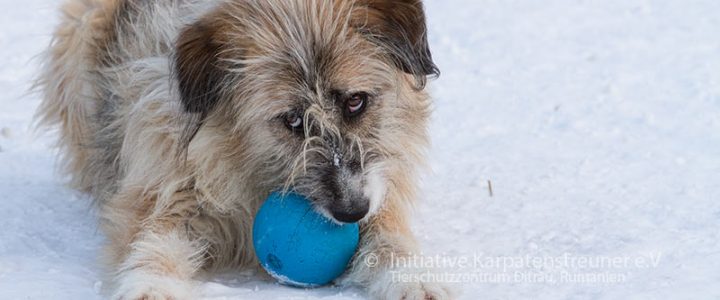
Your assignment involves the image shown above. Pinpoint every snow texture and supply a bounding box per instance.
[1,0,719,299]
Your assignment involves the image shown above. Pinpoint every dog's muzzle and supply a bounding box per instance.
[328,198,369,223]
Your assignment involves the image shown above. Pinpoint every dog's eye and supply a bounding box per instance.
[346,92,367,117]
[284,113,303,132]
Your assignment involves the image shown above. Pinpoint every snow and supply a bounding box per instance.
[1,0,719,299]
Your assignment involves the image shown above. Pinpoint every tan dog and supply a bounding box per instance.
[37,0,450,299]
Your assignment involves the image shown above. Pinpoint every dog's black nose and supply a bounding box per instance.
[330,204,369,223]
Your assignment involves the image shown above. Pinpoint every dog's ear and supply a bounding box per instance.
[174,19,229,149]
[175,20,226,117]
[355,0,439,87]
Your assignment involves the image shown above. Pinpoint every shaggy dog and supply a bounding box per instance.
[37,0,450,299]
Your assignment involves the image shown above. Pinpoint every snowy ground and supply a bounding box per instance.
[1,0,720,299]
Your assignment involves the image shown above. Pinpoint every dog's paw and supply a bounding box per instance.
[111,271,195,300]
[383,281,453,300]
[368,268,455,300]
[113,288,183,300]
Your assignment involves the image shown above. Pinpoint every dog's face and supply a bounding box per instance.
[175,0,437,223]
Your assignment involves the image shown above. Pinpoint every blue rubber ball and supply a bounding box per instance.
[253,192,360,287]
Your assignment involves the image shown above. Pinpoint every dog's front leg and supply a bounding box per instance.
[344,202,455,300]
[103,191,206,300]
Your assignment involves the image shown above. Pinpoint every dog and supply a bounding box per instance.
[37,0,451,299]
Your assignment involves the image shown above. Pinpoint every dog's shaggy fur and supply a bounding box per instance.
[36,0,450,299]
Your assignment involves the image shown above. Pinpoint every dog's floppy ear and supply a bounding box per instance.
[175,20,225,116]
[356,0,439,87]
[174,19,228,148]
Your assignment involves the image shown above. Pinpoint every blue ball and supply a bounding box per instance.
[252,192,360,287]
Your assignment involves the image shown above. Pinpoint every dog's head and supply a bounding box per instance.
[174,0,437,223]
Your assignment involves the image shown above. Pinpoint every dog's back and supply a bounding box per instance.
[37,0,212,201]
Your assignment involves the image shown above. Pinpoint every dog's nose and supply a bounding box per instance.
[329,203,369,223]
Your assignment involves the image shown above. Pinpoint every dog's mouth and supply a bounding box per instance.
[287,158,374,224]
[290,177,371,224]
[285,151,385,225]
